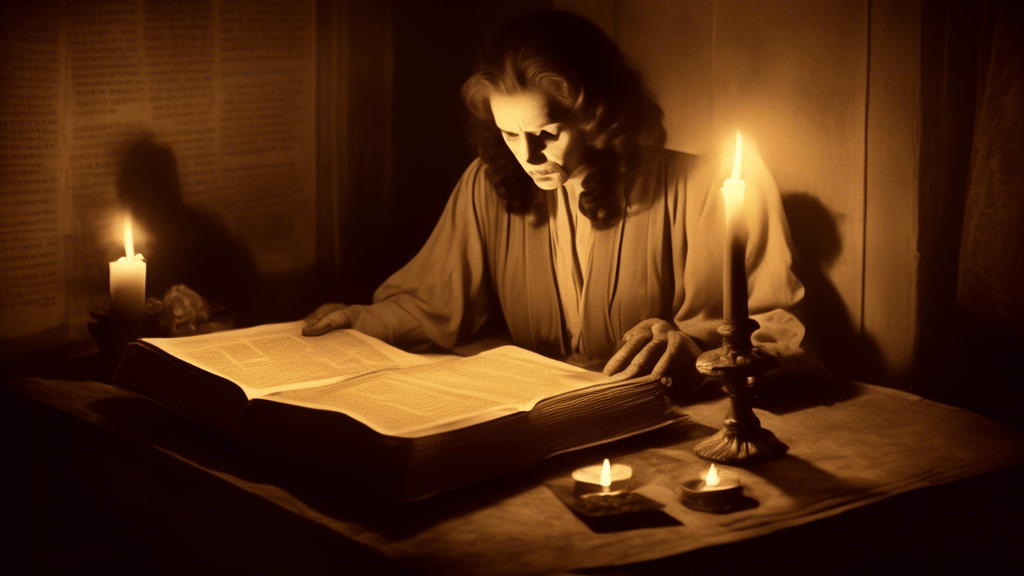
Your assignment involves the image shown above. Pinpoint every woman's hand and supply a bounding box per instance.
[602,318,702,381]
[302,303,352,336]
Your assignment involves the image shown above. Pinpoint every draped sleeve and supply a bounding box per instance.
[670,148,806,359]
[340,159,494,351]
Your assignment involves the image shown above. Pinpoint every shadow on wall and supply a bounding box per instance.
[117,136,262,327]
[781,192,886,385]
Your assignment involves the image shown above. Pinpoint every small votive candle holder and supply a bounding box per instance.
[680,464,744,513]
[572,459,633,497]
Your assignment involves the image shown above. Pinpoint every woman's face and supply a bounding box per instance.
[490,90,583,190]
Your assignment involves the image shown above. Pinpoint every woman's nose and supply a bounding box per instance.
[520,134,547,165]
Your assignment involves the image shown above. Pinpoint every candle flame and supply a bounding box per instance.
[730,132,743,180]
[600,458,611,489]
[706,463,720,487]
[123,215,135,259]
[722,132,745,214]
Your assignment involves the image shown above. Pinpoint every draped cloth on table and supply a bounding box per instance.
[9,376,1024,575]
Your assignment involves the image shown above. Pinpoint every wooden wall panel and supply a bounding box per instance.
[616,0,715,155]
[560,0,918,383]
[711,0,869,352]
[864,0,920,381]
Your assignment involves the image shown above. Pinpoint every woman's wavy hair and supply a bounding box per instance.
[462,9,666,227]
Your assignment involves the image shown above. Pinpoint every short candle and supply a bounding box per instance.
[680,463,744,512]
[109,215,147,319]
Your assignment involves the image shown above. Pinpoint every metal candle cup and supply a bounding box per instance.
[680,465,743,512]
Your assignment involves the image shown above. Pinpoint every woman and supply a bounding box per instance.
[304,10,804,386]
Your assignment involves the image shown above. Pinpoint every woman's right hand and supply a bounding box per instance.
[302,303,352,336]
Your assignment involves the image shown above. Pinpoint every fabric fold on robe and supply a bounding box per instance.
[344,149,805,368]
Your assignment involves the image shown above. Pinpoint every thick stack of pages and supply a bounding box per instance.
[113,322,685,501]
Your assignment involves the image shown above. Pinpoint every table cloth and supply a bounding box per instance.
[7,377,1023,574]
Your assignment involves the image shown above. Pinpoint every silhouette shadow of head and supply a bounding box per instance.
[117,137,261,326]
[118,136,185,234]
[782,192,885,384]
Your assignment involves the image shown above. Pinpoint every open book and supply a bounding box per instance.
[112,321,685,500]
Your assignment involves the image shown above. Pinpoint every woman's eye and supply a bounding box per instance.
[502,131,518,139]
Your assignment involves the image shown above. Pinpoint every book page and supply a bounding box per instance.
[63,0,149,332]
[267,346,625,437]
[214,0,317,274]
[143,321,433,397]
[0,3,66,340]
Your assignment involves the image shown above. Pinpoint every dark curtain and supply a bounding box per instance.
[952,1,1024,423]
[919,0,1024,426]
[957,1,1024,329]
[315,0,553,306]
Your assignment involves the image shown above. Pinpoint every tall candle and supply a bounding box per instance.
[109,215,147,318]
[722,132,748,321]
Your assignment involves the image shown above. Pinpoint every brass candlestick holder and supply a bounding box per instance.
[694,317,788,462]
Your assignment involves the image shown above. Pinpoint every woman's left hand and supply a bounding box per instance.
[602,318,702,380]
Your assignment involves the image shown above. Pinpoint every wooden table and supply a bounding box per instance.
[4,375,1023,574]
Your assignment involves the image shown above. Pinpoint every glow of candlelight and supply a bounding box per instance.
[705,463,720,487]
[109,214,147,318]
[123,215,136,259]
[600,458,611,490]
[722,132,745,215]
[730,131,743,180]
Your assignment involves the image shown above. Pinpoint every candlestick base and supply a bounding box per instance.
[694,318,788,463]
[88,297,163,381]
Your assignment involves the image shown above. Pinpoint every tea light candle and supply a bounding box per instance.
[572,458,632,496]
[109,215,147,319]
[680,463,744,512]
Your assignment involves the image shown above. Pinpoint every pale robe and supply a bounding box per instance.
[547,167,593,353]
[340,149,806,364]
